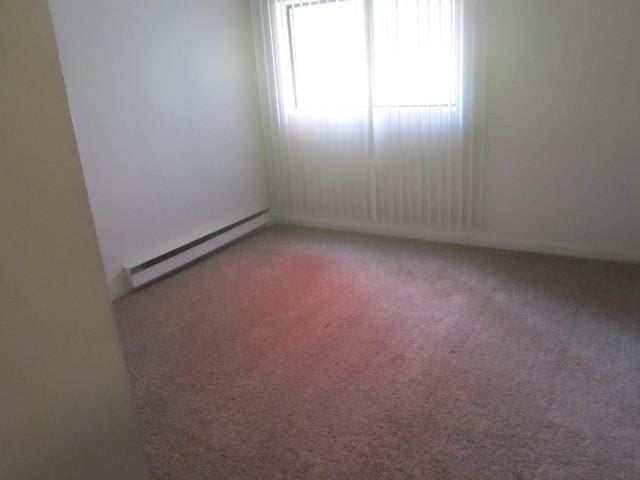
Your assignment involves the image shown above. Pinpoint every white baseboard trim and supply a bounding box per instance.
[273,213,640,265]
[124,210,270,289]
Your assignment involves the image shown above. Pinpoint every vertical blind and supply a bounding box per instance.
[251,0,486,228]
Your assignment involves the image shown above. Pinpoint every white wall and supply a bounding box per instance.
[484,0,640,257]
[277,0,640,262]
[48,0,640,292]
[0,1,148,478]
[49,0,268,298]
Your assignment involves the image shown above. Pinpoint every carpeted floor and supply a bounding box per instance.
[115,226,640,480]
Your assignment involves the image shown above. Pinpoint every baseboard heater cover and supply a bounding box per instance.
[124,210,269,289]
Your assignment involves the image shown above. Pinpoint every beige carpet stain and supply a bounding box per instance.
[115,226,640,480]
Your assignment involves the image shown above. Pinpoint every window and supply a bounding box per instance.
[283,0,457,109]
[286,1,368,108]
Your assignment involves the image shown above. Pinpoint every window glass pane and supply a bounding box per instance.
[372,0,456,106]
[285,0,457,109]
[288,1,368,108]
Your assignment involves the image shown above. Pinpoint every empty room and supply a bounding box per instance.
[3,0,640,479]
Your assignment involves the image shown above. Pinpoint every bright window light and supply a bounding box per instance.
[286,1,368,108]
[372,0,455,106]
[284,0,457,109]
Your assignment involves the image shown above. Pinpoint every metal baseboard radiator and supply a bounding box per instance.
[124,209,269,289]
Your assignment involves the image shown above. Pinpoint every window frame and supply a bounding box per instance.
[282,0,458,110]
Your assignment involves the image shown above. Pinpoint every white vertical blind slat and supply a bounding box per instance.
[251,0,485,229]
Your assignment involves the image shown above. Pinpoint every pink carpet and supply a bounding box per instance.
[115,226,640,479]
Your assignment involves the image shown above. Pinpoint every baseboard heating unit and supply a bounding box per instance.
[124,209,269,289]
